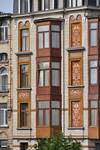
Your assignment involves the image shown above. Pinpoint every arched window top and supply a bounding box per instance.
[0,68,8,76]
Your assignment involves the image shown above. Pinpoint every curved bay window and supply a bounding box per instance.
[0,68,8,92]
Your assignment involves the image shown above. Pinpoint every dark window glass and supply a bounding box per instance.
[0,20,8,41]
[0,104,7,127]
[20,143,28,150]
[54,0,58,9]
[20,103,28,127]
[20,0,28,13]
[90,101,97,126]
[20,64,29,88]
[88,0,96,6]
[0,68,8,91]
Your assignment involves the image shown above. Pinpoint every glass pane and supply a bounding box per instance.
[51,62,60,69]
[5,27,8,40]
[90,23,98,29]
[73,0,77,7]
[39,62,49,69]
[52,109,59,126]
[20,64,29,88]
[44,0,49,10]
[90,68,97,84]
[39,70,44,86]
[44,32,49,48]
[51,25,60,31]
[0,110,4,125]
[44,70,49,86]
[20,0,28,13]
[38,25,49,32]
[90,101,98,108]
[22,29,28,36]
[52,70,60,86]
[38,101,49,108]
[52,32,60,48]
[90,30,97,46]
[44,110,49,126]
[90,60,97,67]
[38,33,43,48]
[51,101,60,108]
[22,29,29,51]
[77,0,82,6]
[38,110,43,126]
[0,28,4,41]
[91,109,97,126]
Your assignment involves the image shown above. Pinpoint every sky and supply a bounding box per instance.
[0,0,13,13]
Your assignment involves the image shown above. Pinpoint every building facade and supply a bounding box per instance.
[0,0,100,150]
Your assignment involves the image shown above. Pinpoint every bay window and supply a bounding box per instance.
[20,103,28,128]
[38,25,49,49]
[20,64,29,88]
[37,101,60,127]
[90,100,97,127]
[38,62,49,87]
[0,104,7,127]
[37,101,49,127]
[90,60,98,85]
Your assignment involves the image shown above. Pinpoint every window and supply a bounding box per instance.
[51,101,60,126]
[0,68,8,92]
[90,60,98,85]
[0,104,7,127]
[0,20,8,41]
[0,53,8,62]
[20,0,32,13]
[90,100,97,126]
[38,62,49,87]
[51,25,60,48]
[37,101,49,127]
[38,0,49,11]
[67,0,83,8]
[0,140,8,148]
[20,103,28,128]
[88,0,96,6]
[38,25,49,49]
[20,64,29,88]
[89,22,98,47]
[51,62,60,86]
[21,29,29,51]
[20,143,28,150]
[51,0,58,9]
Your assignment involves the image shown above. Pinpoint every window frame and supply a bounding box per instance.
[89,60,98,85]
[0,68,8,92]
[0,103,7,127]
[0,25,8,42]
[20,103,28,128]
[37,25,50,49]
[89,100,98,127]
[89,22,98,47]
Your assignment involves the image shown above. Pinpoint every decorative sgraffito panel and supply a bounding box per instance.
[71,23,81,47]
[71,101,81,127]
[71,60,81,85]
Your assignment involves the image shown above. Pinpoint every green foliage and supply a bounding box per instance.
[36,133,81,150]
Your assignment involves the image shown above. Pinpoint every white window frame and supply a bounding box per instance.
[19,0,31,13]
[0,108,7,127]
[0,26,8,41]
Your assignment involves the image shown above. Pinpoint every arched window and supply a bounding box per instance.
[0,68,8,92]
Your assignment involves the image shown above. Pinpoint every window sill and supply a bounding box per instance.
[17,128,32,130]
[68,85,84,88]
[17,88,32,90]
[0,125,9,128]
[66,47,85,52]
[68,127,85,130]
[0,90,9,94]
[0,40,9,44]
[16,51,33,55]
